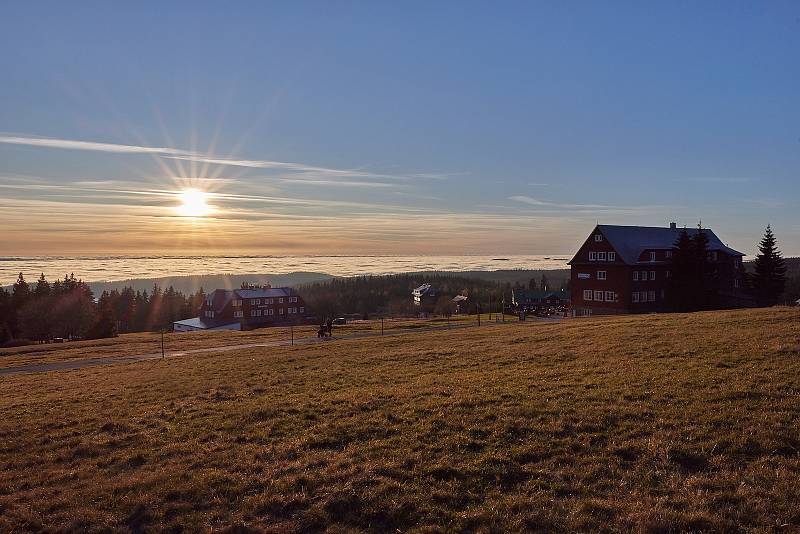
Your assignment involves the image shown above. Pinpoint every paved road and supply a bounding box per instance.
[0,318,561,377]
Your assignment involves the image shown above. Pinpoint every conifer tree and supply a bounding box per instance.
[667,229,695,311]
[692,224,718,309]
[10,273,30,337]
[751,225,786,306]
[34,273,50,299]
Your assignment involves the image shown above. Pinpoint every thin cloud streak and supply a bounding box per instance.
[0,134,452,182]
[0,135,185,155]
[508,195,652,212]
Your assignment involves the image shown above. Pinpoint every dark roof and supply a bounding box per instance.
[235,287,293,299]
[207,287,295,311]
[413,283,435,295]
[570,225,744,265]
[512,289,569,301]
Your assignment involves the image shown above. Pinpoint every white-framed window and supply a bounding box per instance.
[648,291,656,302]
[279,308,284,314]
[665,250,672,259]
[299,307,304,313]
[232,299,242,307]
[608,252,616,261]
[253,299,260,305]
[597,271,607,280]
[649,271,656,281]
[605,291,614,302]
[594,234,603,242]
[734,278,740,288]
[633,271,639,281]
[234,310,243,318]
[288,307,296,314]
[642,271,648,281]
[649,251,656,262]
[632,292,640,303]
[251,309,261,317]
[598,252,607,261]
[267,308,274,316]
[279,298,284,303]
[289,296,297,303]
[594,290,603,301]
[583,290,593,301]
[266,298,273,304]
[205,310,215,318]
[589,251,597,261]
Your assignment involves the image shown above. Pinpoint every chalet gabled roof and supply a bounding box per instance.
[511,288,569,301]
[569,225,744,265]
[234,287,293,299]
[412,283,435,295]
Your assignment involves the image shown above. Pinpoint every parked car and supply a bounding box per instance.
[333,317,347,325]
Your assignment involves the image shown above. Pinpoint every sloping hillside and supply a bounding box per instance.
[1,308,799,532]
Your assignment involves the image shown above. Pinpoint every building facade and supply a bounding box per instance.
[412,283,438,314]
[569,224,747,316]
[511,289,569,310]
[174,284,308,331]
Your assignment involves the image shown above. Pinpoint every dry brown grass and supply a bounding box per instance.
[1,307,799,532]
[0,315,504,369]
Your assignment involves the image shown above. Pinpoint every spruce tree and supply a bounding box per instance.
[34,273,50,299]
[667,229,694,311]
[752,225,786,306]
[10,273,30,337]
[692,224,718,309]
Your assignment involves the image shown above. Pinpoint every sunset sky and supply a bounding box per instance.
[1,2,798,256]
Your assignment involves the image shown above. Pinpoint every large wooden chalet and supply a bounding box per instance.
[569,224,748,316]
[174,284,307,331]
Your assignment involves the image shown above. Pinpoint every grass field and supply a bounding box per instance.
[1,308,799,532]
[0,314,520,369]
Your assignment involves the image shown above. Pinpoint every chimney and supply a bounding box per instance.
[669,222,677,229]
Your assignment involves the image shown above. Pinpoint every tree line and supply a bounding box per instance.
[0,274,207,346]
[667,224,787,311]
[298,273,558,319]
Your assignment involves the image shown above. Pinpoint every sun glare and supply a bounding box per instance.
[176,188,212,217]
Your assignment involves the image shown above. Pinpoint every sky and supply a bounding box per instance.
[1,1,798,257]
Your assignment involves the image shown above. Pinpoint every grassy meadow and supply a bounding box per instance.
[0,307,799,532]
[0,315,513,369]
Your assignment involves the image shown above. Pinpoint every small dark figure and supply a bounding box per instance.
[326,317,333,336]
[317,324,326,338]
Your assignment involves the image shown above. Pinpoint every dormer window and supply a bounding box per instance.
[594,234,603,242]
[649,251,656,262]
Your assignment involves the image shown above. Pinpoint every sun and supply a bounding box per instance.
[176,188,212,217]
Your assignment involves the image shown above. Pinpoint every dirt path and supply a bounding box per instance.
[0,318,562,377]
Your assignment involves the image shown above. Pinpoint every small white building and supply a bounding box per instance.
[173,317,240,333]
